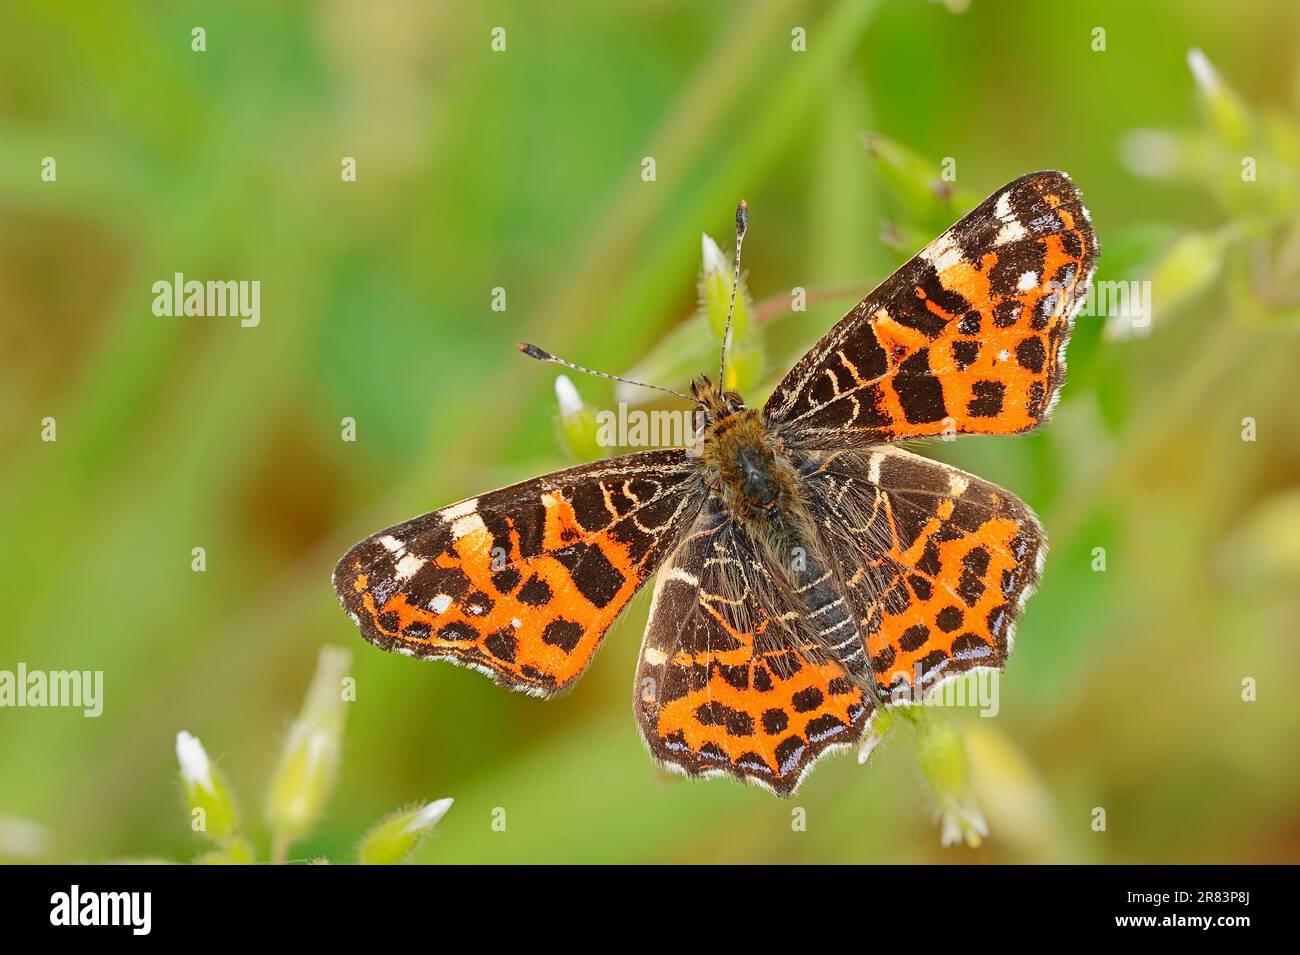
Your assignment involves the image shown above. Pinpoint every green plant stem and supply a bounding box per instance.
[752,283,865,324]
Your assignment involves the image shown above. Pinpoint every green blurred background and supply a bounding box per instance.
[2,0,1298,864]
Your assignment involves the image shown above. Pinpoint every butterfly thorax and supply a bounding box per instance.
[694,377,802,529]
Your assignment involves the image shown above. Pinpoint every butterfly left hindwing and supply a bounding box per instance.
[634,443,1045,795]
[334,449,701,697]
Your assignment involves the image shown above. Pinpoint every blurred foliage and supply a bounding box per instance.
[1112,48,1300,338]
[142,648,450,864]
[1,0,1298,865]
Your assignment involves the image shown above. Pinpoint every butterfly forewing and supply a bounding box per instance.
[765,170,1097,446]
[334,449,701,697]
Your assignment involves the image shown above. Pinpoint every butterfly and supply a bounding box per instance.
[333,170,1097,796]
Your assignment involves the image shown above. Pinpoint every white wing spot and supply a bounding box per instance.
[450,513,487,540]
[644,647,667,666]
[665,565,699,587]
[993,191,1027,245]
[868,450,887,484]
[994,220,1026,245]
[439,498,479,522]
[394,553,425,581]
[919,232,963,272]
[429,593,452,614]
[995,191,1013,220]
[1017,271,1039,291]
[378,535,405,555]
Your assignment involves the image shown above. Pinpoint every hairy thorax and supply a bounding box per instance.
[694,380,803,532]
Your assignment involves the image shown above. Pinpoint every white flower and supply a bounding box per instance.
[175,730,214,792]
[175,729,239,840]
[0,817,50,859]
[701,233,728,277]
[938,796,989,849]
[1186,48,1219,95]
[402,797,454,835]
[264,646,351,844]
[857,708,895,764]
[554,374,583,420]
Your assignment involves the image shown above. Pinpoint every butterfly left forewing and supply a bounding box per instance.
[335,449,701,697]
[635,505,872,795]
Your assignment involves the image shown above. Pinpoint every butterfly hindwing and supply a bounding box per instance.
[765,170,1097,446]
[635,505,872,795]
[800,446,1045,697]
[334,449,701,697]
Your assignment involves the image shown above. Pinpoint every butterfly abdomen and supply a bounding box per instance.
[792,550,874,681]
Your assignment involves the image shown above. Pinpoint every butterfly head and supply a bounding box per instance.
[690,375,746,423]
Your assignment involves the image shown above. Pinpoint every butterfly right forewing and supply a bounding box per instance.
[766,171,1097,447]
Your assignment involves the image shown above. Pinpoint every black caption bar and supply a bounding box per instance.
[0,864,1278,941]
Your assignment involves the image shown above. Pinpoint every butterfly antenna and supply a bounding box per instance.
[718,199,748,388]
[516,343,692,401]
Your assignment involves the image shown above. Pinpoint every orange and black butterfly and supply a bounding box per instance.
[334,171,1097,795]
